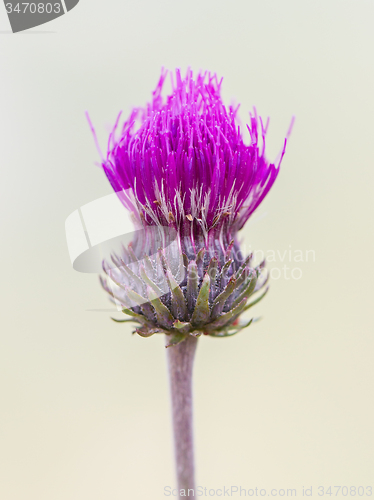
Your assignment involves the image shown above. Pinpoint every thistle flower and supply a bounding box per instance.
[100,68,287,345]
[95,68,290,498]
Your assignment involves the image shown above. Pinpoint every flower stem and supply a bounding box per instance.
[166,335,198,497]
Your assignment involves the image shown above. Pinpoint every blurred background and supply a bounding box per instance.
[1,0,373,498]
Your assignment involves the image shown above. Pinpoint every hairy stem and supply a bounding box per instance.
[166,335,198,497]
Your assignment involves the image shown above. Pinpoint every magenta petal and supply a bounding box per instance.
[100,69,288,238]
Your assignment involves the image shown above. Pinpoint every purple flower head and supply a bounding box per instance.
[103,69,287,252]
[97,69,291,339]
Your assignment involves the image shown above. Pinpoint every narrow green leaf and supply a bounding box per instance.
[101,263,127,292]
[218,259,233,289]
[205,298,247,331]
[158,250,188,320]
[210,276,237,320]
[140,266,165,297]
[125,287,148,306]
[124,287,154,321]
[232,271,258,309]
[235,267,250,290]
[225,317,254,332]
[167,270,188,320]
[111,317,134,323]
[127,244,139,264]
[220,259,233,276]
[119,262,144,290]
[143,254,155,277]
[243,287,269,311]
[120,307,155,329]
[122,307,140,318]
[191,273,211,326]
[235,254,252,279]
[147,287,174,329]
[209,318,253,337]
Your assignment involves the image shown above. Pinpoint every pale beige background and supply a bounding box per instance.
[0,1,373,499]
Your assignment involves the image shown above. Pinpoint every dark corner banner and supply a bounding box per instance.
[3,0,79,32]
